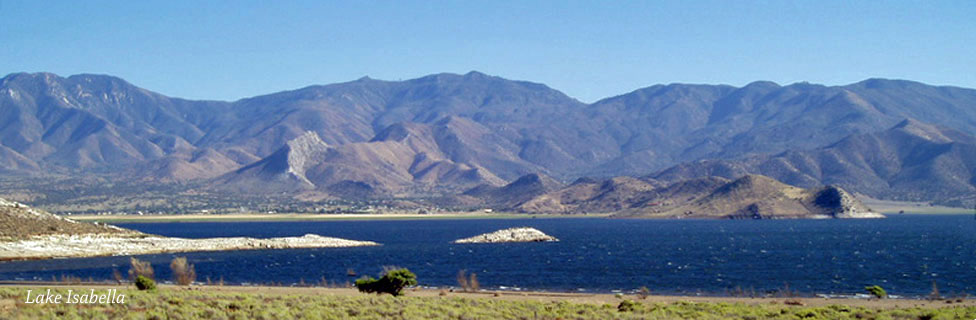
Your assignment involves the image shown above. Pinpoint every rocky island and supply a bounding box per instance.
[453,227,558,243]
[0,198,378,261]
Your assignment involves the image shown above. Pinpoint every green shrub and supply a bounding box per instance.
[617,299,638,312]
[354,268,417,296]
[864,285,887,299]
[135,275,157,291]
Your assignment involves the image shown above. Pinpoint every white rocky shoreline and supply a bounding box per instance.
[454,227,558,243]
[0,233,379,261]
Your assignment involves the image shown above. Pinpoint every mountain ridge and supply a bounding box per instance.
[2,72,975,207]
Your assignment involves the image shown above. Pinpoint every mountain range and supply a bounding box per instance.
[1,71,974,207]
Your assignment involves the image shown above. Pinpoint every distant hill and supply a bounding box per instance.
[459,173,565,209]
[2,72,976,206]
[506,175,881,219]
[651,119,976,207]
[0,198,134,239]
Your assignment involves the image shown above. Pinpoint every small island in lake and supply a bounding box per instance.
[454,227,558,243]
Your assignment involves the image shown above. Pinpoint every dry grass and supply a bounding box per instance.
[1,286,974,320]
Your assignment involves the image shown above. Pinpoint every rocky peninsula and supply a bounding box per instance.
[0,233,379,260]
[0,198,378,261]
[453,227,558,243]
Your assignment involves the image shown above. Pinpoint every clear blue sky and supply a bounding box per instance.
[1,1,974,102]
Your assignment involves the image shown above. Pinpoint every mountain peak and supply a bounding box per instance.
[742,80,781,90]
[3,71,61,80]
[463,70,488,78]
[1,72,65,88]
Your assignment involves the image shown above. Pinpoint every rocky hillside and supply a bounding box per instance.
[652,119,976,207]
[2,72,976,205]
[502,175,881,219]
[456,173,565,209]
[217,125,506,195]
[0,198,134,239]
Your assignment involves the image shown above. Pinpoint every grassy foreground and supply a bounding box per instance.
[1,286,975,320]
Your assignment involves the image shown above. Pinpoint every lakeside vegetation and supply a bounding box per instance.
[3,262,974,319]
[1,286,975,319]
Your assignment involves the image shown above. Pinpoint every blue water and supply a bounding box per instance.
[1,215,974,297]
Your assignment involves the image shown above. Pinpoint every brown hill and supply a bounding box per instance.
[459,173,565,209]
[516,176,662,214]
[652,119,976,207]
[0,198,134,239]
[511,175,881,219]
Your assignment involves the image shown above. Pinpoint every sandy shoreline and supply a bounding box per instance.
[0,283,971,309]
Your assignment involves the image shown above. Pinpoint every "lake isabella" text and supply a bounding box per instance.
[25,289,125,304]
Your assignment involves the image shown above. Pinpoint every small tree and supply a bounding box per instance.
[354,268,417,296]
[111,268,123,284]
[928,280,940,300]
[128,257,154,280]
[469,273,480,292]
[170,257,196,286]
[457,269,480,292]
[637,286,650,300]
[865,285,887,299]
[457,269,470,291]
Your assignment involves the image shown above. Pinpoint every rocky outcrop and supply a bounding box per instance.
[453,227,558,243]
[283,131,332,186]
[811,186,885,218]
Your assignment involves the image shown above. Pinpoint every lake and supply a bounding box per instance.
[1,214,974,297]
